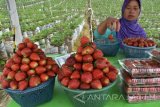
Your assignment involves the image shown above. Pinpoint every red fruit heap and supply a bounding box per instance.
[0,38,59,90]
[58,36,118,90]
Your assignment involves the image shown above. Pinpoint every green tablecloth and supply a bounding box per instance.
[7,52,160,107]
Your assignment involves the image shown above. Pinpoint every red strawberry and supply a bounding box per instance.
[32,44,38,50]
[61,65,72,76]
[11,64,20,71]
[46,64,52,70]
[58,71,65,81]
[18,80,28,90]
[27,69,36,76]
[15,72,27,81]
[102,66,109,73]
[80,36,90,46]
[23,38,31,43]
[30,53,40,61]
[27,42,34,49]
[39,54,46,59]
[93,49,103,59]
[29,76,41,87]
[70,70,80,79]
[61,77,70,87]
[91,42,96,49]
[82,63,93,72]
[2,68,11,76]
[29,61,38,69]
[74,54,83,62]
[92,69,104,79]
[81,46,94,55]
[73,63,82,70]
[80,83,90,90]
[68,79,80,89]
[18,43,26,50]
[47,71,55,77]
[52,65,59,74]
[108,34,114,41]
[5,59,14,68]
[91,79,102,89]
[77,46,83,54]
[10,80,18,90]
[35,66,46,74]
[109,65,118,74]
[7,71,16,80]
[20,64,30,72]
[13,55,22,64]
[21,48,32,57]
[65,55,76,66]
[16,49,22,56]
[47,58,56,65]
[81,72,92,84]
[107,72,117,82]
[39,59,47,66]
[95,58,108,69]
[1,79,9,88]
[0,75,4,83]
[22,58,30,64]
[100,76,110,86]
[82,54,93,63]
[40,73,49,82]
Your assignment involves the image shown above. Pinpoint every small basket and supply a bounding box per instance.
[5,77,55,107]
[58,79,117,107]
[122,43,156,58]
[94,39,121,56]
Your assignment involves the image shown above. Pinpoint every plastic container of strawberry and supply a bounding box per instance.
[148,49,160,61]
[58,78,118,107]
[5,77,55,107]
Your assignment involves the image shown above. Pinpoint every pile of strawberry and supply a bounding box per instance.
[0,38,59,90]
[58,36,118,90]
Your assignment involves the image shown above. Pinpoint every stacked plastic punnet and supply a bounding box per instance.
[119,58,160,103]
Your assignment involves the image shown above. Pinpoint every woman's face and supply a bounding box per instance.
[123,0,140,21]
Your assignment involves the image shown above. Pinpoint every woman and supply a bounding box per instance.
[94,0,146,41]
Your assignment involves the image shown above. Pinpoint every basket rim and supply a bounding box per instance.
[94,40,121,46]
[58,78,118,93]
[122,42,156,49]
[5,77,55,94]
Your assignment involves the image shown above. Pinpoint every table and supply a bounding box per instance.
[7,51,160,107]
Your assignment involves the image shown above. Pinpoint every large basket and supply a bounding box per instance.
[59,79,117,107]
[94,39,121,56]
[5,77,55,107]
[122,43,156,58]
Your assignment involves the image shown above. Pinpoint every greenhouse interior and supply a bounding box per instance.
[0,0,160,107]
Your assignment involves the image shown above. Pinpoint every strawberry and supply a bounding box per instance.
[21,48,32,57]
[81,46,94,55]
[61,77,70,87]
[23,38,31,43]
[40,73,49,82]
[95,58,108,69]
[100,76,110,86]
[35,66,46,74]
[5,59,14,68]
[20,64,30,72]
[13,55,22,64]
[39,54,46,59]
[73,63,82,70]
[61,65,72,76]
[15,72,27,81]
[11,64,20,71]
[0,75,4,83]
[91,79,102,89]
[7,71,16,80]
[93,49,103,59]
[29,61,38,69]
[27,69,36,76]
[22,58,30,64]
[27,42,34,49]
[102,66,109,73]
[77,46,83,54]
[108,34,114,41]
[70,70,80,79]
[18,43,26,50]
[10,80,18,90]
[47,58,56,65]
[82,54,93,63]
[80,36,90,46]
[39,59,47,66]
[18,80,28,91]
[91,42,96,49]
[65,55,76,67]
[2,68,11,76]
[81,72,92,84]
[80,83,90,90]
[32,44,38,50]
[82,63,93,72]
[109,65,118,74]
[46,64,52,70]
[47,71,55,77]
[68,79,80,89]
[52,65,59,74]
[30,53,40,61]
[29,76,41,87]
[16,49,22,56]
[74,54,83,62]
[106,72,117,82]
[92,69,104,79]
[58,71,65,81]
[1,79,9,88]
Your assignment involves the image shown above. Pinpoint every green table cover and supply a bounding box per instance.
[7,51,160,107]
